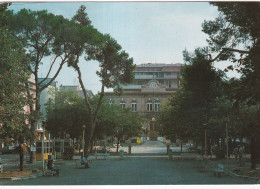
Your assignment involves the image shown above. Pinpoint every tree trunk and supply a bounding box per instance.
[29,71,41,164]
[180,141,183,152]
[116,137,120,153]
[19,144,24,171]
[251,135,256,170]
[78,139,81,154]
[90,138,94,153]
[29,120,37,164]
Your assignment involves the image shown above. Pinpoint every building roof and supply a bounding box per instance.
[104,91,175,95]
[135,63,182,72]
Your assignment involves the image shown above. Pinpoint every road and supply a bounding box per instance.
[1,141,257,185]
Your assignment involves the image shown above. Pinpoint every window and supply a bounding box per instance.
[155,100,160,111]
[132,100,137,112]
[147,99,153,111]
[120,99,126,109]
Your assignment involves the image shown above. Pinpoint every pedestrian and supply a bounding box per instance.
[233,146,239,162]
[103,146,108,153]
[238,144,245,167]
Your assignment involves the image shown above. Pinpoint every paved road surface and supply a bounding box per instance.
[1,157,256,185]
[1,141,257,185]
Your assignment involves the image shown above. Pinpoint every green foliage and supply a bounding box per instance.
[172,48,224,139]
[4,8,102,136]
[89,98,142,141]
[0,5,31,143]
[46,90,88,139]
[85,35,135,91]
[202,2,260,138]
[202,3,260,101]
[64,5,136,149]
[105,104,143,140]
[72,5,91,26]
[160,3,260,149]
[46,92,142,141]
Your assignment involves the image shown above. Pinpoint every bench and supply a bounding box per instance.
[95,151,110,159]
[214,163,224,177]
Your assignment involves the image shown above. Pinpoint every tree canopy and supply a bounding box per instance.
[0,3,31,144]
[65,5,135,154]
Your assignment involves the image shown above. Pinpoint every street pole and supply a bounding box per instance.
[226,122,229,175]
[82,125,86,157]
[42,121,45,171]
[205,128,207,158]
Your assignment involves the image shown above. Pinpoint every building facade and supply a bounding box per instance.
[24,74,37,123]
[105,63,182,141]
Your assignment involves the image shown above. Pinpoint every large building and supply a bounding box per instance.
[105,63,182,141]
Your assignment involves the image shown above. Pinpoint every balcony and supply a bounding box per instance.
[134,75,154,79]
[134,74,178,79]
[164,74,178,79]
[121,85,142,89]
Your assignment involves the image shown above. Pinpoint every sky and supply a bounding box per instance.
[10,2,240,94]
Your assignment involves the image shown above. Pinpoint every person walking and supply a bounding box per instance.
[238,145,245,167]
[233,146,239,162]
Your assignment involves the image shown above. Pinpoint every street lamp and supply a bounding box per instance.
[82,125,86,157]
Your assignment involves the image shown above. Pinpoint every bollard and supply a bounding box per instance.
[168,149,173,160]
[167,144,170,154]
[128,145,131,155]
[120,149,124,160]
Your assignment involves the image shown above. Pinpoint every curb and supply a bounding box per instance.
[11,171,42,181]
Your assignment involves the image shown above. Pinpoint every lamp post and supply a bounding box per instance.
[42,120,46,171]
[82,125,86,157]
[151,117,155,140]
